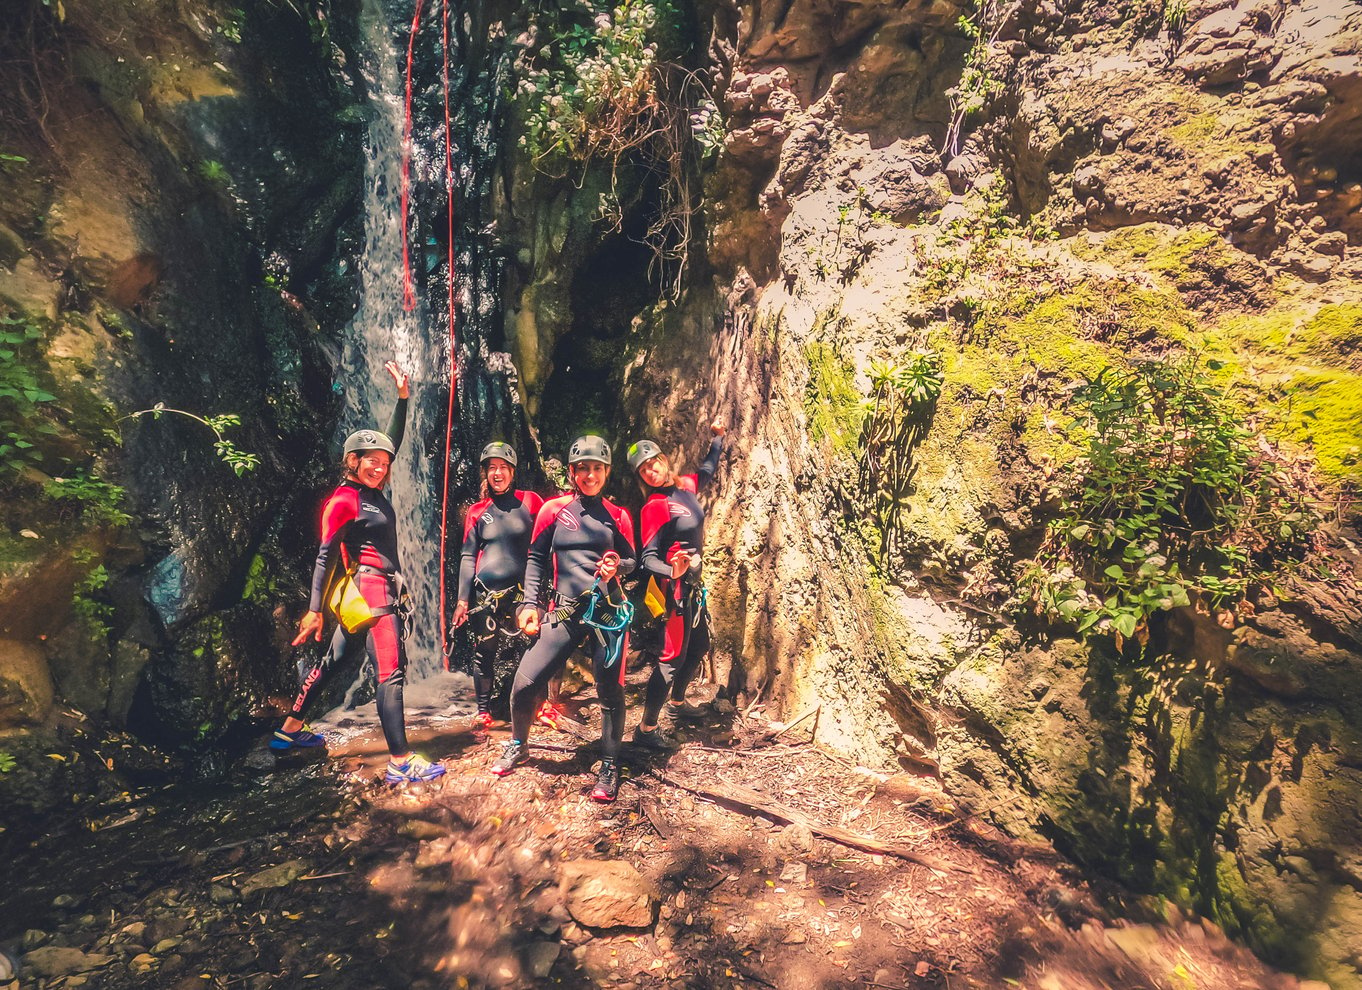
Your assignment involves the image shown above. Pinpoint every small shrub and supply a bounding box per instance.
[1026,355,1325,646]
[43,472,131,527]
[0,312,57,471]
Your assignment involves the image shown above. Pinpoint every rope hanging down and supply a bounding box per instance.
[400,0,461,663]
[438,0,460,665]
[399,0,425,313]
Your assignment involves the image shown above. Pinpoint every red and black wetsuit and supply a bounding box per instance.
[458,489,545,713]
[639,436,722,724]
[510,491,636,758]
[289,399,411,757]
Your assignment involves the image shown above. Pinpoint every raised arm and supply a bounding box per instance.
[383,360,409,452]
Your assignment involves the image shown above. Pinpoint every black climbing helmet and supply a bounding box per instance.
[567,435,612,466]
[480,441,517,467]
[343,428,396,457]
[627,439,663,473]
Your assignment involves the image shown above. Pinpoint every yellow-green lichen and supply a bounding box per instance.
[803,340,865,464]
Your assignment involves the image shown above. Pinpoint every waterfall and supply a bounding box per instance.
[339,0,444,676]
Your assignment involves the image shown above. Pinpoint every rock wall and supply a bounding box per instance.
[580,0,1362,984]
[0,0,365,770]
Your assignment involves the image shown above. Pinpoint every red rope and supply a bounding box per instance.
[399,0,425,313]
[437,0,459,666]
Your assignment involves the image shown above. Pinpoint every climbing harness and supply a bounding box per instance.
[468,582,524,642]
[581,577,635,671]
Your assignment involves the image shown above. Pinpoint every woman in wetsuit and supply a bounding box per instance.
[272,360,446,785]
[490,435,636,802]
[453,442,543,727]
[627,421,725,749]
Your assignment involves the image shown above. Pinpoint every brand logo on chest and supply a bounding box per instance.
[669,503,693,518]
[361,502,382,514]
[556,509,580,531]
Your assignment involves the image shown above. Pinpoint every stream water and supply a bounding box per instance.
[339,0,445,676]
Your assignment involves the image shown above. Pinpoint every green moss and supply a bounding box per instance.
[1281,370,1362,479]
[1165,110,1221,149]
[804,339,865,464]
[1296,303,1362,363]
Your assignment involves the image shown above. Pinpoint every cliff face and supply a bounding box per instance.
[594,0,1362,983]
[0,0,364,787]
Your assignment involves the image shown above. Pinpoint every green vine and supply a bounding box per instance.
[1025,355,1326,648]
[513,0,721,298]
[123,404,260,476]
[943,0,1002,156]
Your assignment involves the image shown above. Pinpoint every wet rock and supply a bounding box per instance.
[209,885,237,905]
[152,937,183,955]
[520,941,561,979]
[20,930,48,951]
[560,860,659,929]
[399,818,445,841]
[22,946,112,978]
[130,952,158,974]
[51,893,83,910]
[240,860,308,896]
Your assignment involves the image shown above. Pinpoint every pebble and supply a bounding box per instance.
[152,938,183,955]
[130,952,157,974]
[209,885,237,905]
[51,894,83,910]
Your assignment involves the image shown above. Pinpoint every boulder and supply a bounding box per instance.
[21,947,113,978]
[559,860,659,929]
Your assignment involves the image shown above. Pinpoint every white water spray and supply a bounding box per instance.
[339,0,444,677]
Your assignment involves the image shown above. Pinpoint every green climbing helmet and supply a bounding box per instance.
[343,428,396,457]
[567,435,612,466]
[627,439,663,473]
[480,441,517,467]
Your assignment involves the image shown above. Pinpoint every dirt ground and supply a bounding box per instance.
[1,663,1322,990]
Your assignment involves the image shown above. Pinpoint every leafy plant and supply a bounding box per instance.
[43,472,131,527]
[0,313,57,471]
[218,7,245,43]
[0,152,28,169]
[123,404,260,476]
[196,159,231,188]
[0,751,14,773]
[1026,355,1325,648]
[860,352,945,557]
[1163,0,1188,62]
[71,548,114,638]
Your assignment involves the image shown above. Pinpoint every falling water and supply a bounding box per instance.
[338,0,443,676]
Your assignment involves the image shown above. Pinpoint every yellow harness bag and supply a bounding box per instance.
[325,566,380,633]
[643,577,668,619]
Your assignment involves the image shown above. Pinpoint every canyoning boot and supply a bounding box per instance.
[590,760,620,802]
[536,701,565,731]
[269,727,328,751]
[666,700,713,723]
[631,724,678,752]
[473,710,495,730]
[491,740,526,776]
[385,754,446,784]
